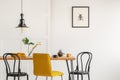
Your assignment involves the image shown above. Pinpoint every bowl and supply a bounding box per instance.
[52,55,58,58]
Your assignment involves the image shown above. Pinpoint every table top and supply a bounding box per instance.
[0,56,75,60]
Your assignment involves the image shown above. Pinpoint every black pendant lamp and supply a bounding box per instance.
[16,0,28,28]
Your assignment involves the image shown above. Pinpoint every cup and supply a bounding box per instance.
[66,53,72,57]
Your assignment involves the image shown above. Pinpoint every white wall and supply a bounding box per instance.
[1,0,120,80]
[0,0,49,54]
[50,0,120,80]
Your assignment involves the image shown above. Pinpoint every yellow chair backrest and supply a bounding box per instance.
[33,53,52,76]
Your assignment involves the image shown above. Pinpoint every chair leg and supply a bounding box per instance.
[51,77,53,80]
[14,76,16,80]
[27,75,29,80]
[88,74,90,80]
[35,76,38,80]
[6,76,8,80]
[46,77,48,80]
[18,76,20,80]
[69,74,71,80]
[61,76,63,80]
[81,75,83,80]
[77,75,79,80]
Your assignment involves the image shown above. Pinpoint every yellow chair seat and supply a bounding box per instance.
[33,53,64,80]
[51,71,64,76]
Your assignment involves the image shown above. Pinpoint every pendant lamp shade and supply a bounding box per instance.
[16,13,28,28]
[16,0,28,28]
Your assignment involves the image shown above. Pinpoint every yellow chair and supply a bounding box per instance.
[33,53,64,80]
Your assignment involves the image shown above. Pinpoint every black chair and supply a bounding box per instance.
[3,53,29,80]
[69,52,92,80]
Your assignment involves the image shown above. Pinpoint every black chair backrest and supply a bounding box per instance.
[76,52,92,72]
[3,53,21,74]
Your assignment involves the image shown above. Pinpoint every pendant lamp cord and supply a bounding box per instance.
[21,0,23,13]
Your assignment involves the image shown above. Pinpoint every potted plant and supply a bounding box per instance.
[22,37,41,56]
[22,37,34,55]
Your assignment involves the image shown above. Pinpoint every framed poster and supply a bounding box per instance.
[72,6,89,28]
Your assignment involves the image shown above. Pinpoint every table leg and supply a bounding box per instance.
[66,60,74,80]
[70,60,74,80]
[66,60,71,80]
[66,60,70,73]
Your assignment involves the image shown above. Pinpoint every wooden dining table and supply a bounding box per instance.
[0,56,75,80]
[0,56,75,60]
